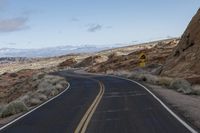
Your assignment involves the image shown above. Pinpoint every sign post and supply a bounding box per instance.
[139,52,146,67]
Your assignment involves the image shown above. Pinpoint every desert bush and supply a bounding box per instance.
[156,77,173,87]
[127,72,144,80]
[169,79,193,94]
[192,85,200,95]
[128,72,159,84]
[50,89,59,96]
[0,105,5,117]
[118,71,171,87]
[55,84,64,91]
[15,74,66,107]
[143,74,159,84]
[59,80,68,87]
[0,72,68,118]
[111,70,130,77]
[111,70,193,95]
[37,74,45,79]
[17,92,48,107]
[17,94,31,107]
[1,102,28,118]
[29,98,42,106]
[9,73,18,78]
[34,75,67,98]
[105,70,114,75]
[36,93,48,101]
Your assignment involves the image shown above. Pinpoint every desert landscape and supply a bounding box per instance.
[0,5,200,133]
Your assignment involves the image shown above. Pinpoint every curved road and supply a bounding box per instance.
[0,71,198,133]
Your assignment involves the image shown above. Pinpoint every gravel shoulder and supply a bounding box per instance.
[146,83,200,131]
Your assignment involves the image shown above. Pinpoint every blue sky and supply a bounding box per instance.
[0,0,199,49]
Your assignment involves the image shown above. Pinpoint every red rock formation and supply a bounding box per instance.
[162,9,200,79]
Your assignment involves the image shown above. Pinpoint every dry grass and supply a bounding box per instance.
[17,74,68,108]
[0,70,68,118]
[0,102,28,118]
[110,70,194,95]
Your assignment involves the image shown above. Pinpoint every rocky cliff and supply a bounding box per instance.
[162,9,200,81]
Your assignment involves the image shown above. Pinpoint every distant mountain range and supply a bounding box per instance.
[0,57,31,64]
[0,45,116,58]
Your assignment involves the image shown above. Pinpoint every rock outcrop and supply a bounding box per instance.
[162,9,200,79]
[88,39,179,73]
[75,55,108,68]
[58,58,77,68]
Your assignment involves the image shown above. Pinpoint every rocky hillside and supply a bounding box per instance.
[87,39,179,73]
[161,9,200,82]
[75,55,108,68]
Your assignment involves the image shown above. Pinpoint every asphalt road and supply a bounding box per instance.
[0,71,198,133]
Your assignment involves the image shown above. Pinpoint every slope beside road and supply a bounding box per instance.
[0,71,198,133]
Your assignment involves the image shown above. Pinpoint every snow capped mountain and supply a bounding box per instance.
[0,45,114,58]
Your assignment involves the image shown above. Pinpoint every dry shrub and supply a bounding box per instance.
[112,70,193,95]
[192,85,200,95]
[169,79,193,94]
[9,73,18,78]
[1,102,28,118]
[17,74,67,108]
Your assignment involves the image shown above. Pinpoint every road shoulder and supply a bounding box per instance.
[145,83,200,131]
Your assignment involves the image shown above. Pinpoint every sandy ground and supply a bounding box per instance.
[146,83,200,130]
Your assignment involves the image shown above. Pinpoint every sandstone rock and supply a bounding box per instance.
[87,39,178,73]
[162,9,200,78]
[75,55,108,68]
[58,58,77,68]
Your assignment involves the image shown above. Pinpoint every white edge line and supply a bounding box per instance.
[111,75,198,133]
[0,82,71,131]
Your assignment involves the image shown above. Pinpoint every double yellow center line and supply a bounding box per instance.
[75,81,105,133]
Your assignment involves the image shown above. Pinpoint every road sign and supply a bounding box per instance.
[139,52,146,67]
[139,53,146,60]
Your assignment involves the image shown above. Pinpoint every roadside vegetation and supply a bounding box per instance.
[0,70,68,118]
[107,70,198,95]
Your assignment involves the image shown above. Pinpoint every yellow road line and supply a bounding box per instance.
[74,81,105,133]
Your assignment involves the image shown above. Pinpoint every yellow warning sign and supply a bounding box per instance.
[139,53,146,60]
[139,52,146,67]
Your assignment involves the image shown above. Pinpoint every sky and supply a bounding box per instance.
[0,0,199,49]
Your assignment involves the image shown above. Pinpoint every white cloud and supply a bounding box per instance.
[87,24,103,32]
[0,17,29,33]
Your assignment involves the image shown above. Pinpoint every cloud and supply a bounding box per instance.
[0,17,29,33]
[87,24,103,32]
[7,42,16,45]
[71,17,79,22]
